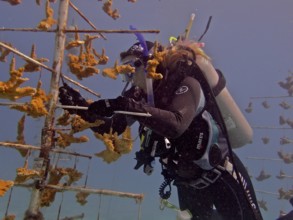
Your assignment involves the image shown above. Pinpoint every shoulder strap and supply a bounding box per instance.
[213,69,226,96]
[195,88,206,116]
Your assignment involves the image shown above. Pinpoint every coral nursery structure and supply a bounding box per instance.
[0,1,156,219]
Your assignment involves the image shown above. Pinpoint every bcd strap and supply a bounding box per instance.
[213,69,226,96]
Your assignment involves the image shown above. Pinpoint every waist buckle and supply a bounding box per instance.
[189,168,221,189]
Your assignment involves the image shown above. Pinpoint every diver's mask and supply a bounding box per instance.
[120,41,158,105]
[120,41,154,83]
[121,56,144,83]
[121,56,147,92]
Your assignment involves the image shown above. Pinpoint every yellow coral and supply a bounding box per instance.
[56,130,89,148]
[0,42,12,62]
[40,167,83,207]
[10,80,50,118]
[70,115,105,134]
[94,126,133,163]
[146,59,163,80]
[67,45,100,80]
[6,115,28,157]
[66,34,103,79]
[65,167,83,185]
[2,214,16,220]
[40,167,65,207]
[2,0,21,5]
[84,52,99,66]
[23,44,49,72]
[56,111,71,126]
[66,40,84,50]
[68,52,83,73]
[146,41,165,80]
[102,60,135,79]
[0,179,14,197]
[65,26,85,50]
[40,188,57,207]
[16,115,28,157]
[16,115,25,144]
[0,58,36,101]
[102,0,120,20]
[94,145,120,163]
[76,192,90,206]
[48,167,67,184]
[93,48,109,65]
[15,166,41,183]
[114,126,133,154]
[94,131,120,163]
[84,34,100,53]
[37,0,57,30]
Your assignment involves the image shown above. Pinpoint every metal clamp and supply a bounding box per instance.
[202,168,221,183]
[189,168,222,189]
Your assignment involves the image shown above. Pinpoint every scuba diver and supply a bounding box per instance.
[58,39,264,220]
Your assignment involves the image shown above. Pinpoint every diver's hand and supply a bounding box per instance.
[58,83,88,114]
[88,96,128,117]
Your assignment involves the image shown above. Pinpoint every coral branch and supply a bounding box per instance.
[0,179,14,197]
[37,0,57,30]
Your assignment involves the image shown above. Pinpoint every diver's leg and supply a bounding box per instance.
[213,153,263,220]
[232,152,263,220]
[176,184,214,220]
[211,173,246,220]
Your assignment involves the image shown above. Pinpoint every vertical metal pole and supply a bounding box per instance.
[25,0,69,218]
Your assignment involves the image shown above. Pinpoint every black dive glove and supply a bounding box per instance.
[58,83,88,115]
[88,96,129,117]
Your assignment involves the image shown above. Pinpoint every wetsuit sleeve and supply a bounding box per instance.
[81,108,132,135]
[133,76,202,138]
[83,86,140,135]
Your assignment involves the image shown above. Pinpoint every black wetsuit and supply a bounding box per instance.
[73,66,263,220]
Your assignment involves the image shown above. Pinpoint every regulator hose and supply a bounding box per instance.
[159,178,173,200]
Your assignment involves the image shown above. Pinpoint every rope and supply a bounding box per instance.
[83,157,92,187]
[57,192,64,220]
[4,188,13,217]
[137,199,142,220]
[73,155,78,170]
[97,194,102,220]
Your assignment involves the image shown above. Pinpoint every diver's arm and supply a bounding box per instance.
[133,76,202,138]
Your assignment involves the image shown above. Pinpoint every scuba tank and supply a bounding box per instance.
[195,55,253,148]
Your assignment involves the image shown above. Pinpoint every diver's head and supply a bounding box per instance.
[120,41,154,61]
[120,41,155,92]
[120,40,209,95]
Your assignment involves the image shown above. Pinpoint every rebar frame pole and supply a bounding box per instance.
[25,0,70,217]
[45,185,144,202]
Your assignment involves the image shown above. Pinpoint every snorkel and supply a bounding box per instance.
[130,25,155,106]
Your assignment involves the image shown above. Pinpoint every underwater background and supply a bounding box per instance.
[0,0,292,219]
